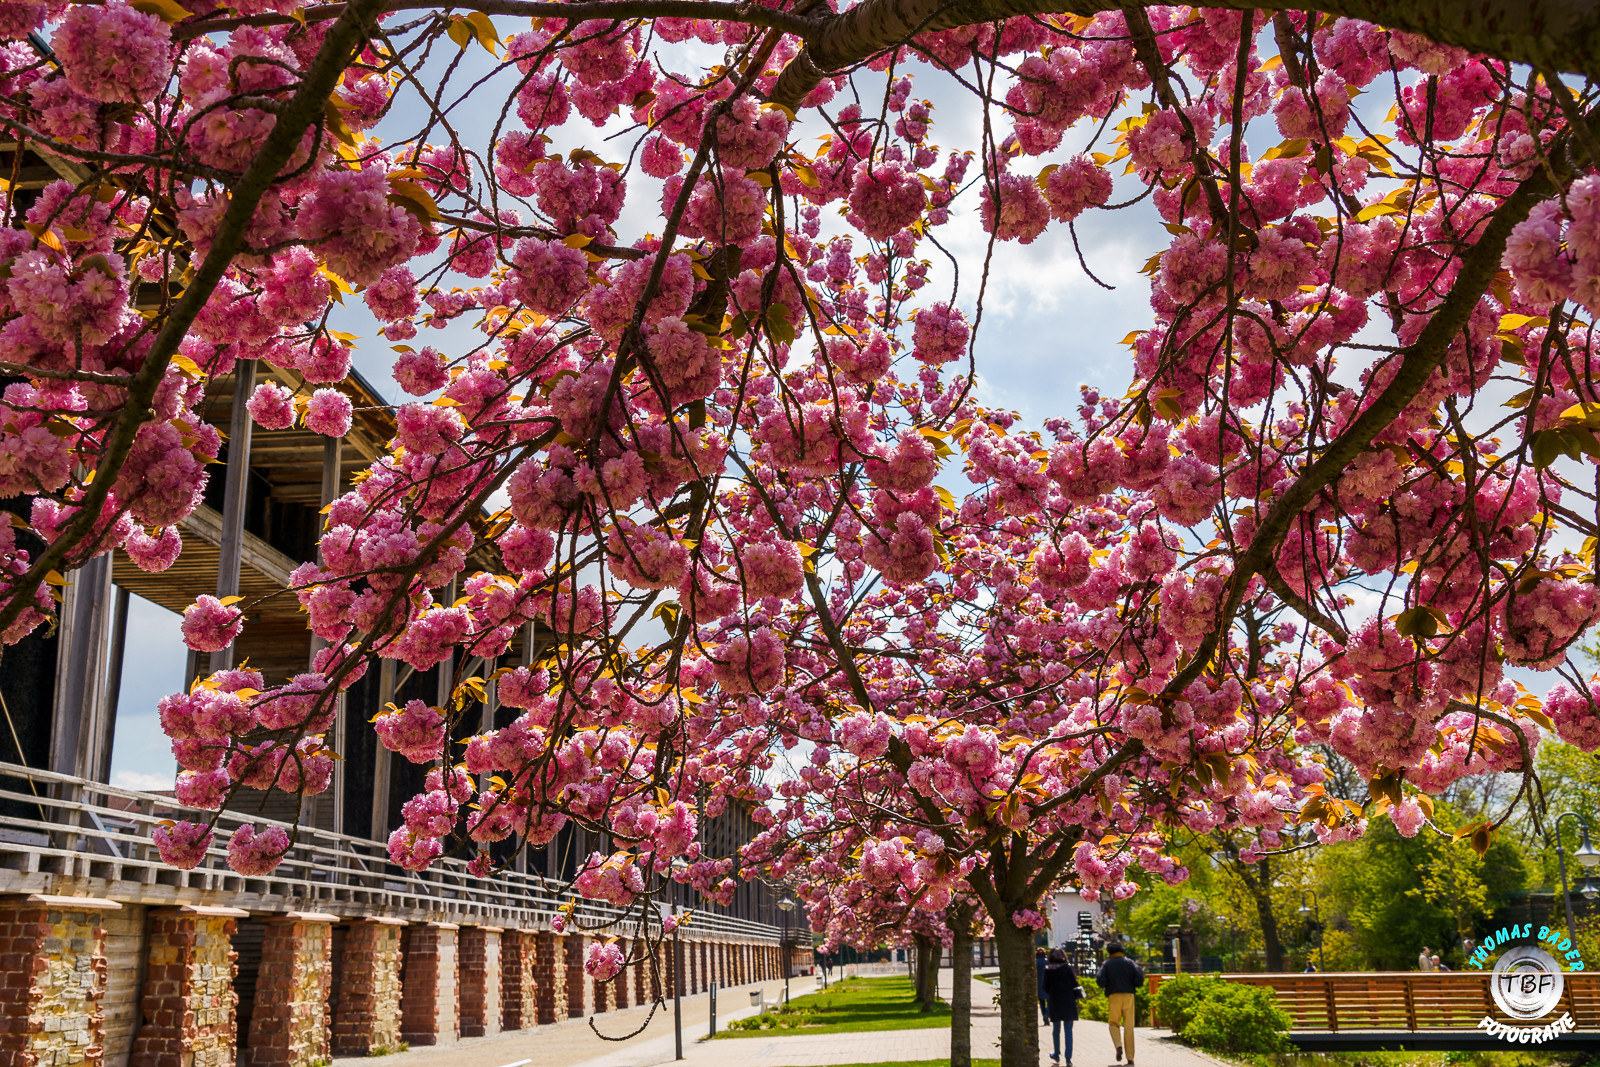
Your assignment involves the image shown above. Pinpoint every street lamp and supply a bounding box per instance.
[1298,890,1324,972]
[777,895,796,1005]
[1552,811,1600,938]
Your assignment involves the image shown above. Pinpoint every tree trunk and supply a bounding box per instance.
[1237,858,1285,972]
[994,917,1040,1067]
[950,901,975,1067]
[914,934,940,1009]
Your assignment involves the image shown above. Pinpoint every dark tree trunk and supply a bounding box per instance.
[994,916,1040,1067]
[950,901,975,1067]
[1236,857,1285,971]
[914,934,939,1009]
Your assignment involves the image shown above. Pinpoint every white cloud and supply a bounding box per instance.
[110,770,173,793]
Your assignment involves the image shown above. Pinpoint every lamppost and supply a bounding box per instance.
[777,895,796,1004]
[1298,890,1324,972]
[1552,811,1600,937]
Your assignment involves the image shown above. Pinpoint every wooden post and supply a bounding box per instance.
[50,553,115,788]
[1402,976,1417,1031]
[1324,976,1338,1032]
[96,585,130,784]
[370,657,396,842]
[212,360,255,672]
[316,435,345,835]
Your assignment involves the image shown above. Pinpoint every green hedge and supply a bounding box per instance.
[1153,975,1292,1056]
[1076,975,1152,1027]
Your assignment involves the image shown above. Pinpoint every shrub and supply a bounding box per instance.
[1078,974,1151,1026]
[1153,973,1230,1034]
[1179,984,1293,1056]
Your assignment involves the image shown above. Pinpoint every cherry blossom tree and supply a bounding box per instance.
[5,1,1600,1056]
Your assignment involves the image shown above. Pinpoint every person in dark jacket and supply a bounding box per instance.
[1036,946,1051,1024]
[1042,947,1082,1065]
[1096,943,1145,1065]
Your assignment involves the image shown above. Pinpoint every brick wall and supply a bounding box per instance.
[131,906,242,1067]
[633,941,648,1005]
[563,935,587,1018]
[331,920,402,1055]
[457,927,501,1038]
[612,939,630,1009]
[399,924,458,1047]
[0,896,115,1067]
[532,933,566,1026]
[245,914,333,1067]
[498,930,536,1031]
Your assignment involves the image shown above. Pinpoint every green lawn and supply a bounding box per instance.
[715,975,950,1038]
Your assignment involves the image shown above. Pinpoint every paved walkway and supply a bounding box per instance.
[627,971,1222,1067]
[353,974,820,1067]
[349,969,1221,1067]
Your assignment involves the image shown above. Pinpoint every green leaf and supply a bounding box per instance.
[1394,605,1441,639]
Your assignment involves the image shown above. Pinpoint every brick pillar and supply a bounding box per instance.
[698,943,708,992]
[611,940,630,1010]
[0,894,116,1067]
[458,927,502,1038]
[499,930,537,1031]
[399,924,458,1046]
[564,935,588,1018]
[132,904,245,1067]
[532,933,566,1026]
[331,919,403,1055]
[633,941,648,1005]
[684,940,696,995]
[246,912,334,1067]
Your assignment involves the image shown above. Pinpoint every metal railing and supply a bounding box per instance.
[0,760,779,942]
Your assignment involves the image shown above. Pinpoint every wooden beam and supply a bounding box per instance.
[179,504,297,589]
[316,436,346,838]
[212,362,256,672]
[49,554,115,788]
[370,657,395,842]
[97,586,130,785]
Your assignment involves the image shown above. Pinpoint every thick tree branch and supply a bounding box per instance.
[768,0,1600,108]
[179,0,822,39]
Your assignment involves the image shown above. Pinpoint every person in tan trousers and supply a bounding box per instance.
[1096,943,1146,1065]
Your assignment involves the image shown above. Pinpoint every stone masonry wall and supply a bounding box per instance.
[330,920,402,1056]
[131,908,240,1067]
[246,915,333,1067]
[0,897,113,1067]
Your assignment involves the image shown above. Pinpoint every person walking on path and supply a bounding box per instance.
[1097,943,1145,1066]
[1418,946,1435,971]
[1042,947,1083,1065]
[1037,947,1051,1025]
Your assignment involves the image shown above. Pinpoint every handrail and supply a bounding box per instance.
[1148,972,1600,1032]
[0,760,780,941]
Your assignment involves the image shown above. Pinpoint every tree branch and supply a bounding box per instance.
[768,0,1600,109]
